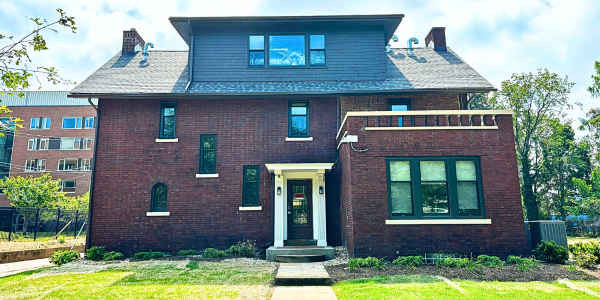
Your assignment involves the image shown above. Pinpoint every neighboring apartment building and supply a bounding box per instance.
[70,14,526,260]
[0,91,97,206]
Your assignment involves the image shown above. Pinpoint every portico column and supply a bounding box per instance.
[316,169,327,246]
[273,170,285,247]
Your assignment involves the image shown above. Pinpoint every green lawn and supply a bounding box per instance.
[0,260,275,300]
[568,236,600,245]
[332,275,599,300]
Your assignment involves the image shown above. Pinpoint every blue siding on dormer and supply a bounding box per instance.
[192,27,386,82]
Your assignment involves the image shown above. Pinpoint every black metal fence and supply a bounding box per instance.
[0,207,88,242]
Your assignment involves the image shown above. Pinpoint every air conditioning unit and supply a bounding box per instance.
[342,135,358,143]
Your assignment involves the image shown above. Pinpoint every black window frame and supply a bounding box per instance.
[386,157,485,220]
[151,182,168,212]
[288,100,310,138]
[248,34,266,68]
[309,34,326,66]
[389,99,411,127]
[159,102,177,139]
[199,135,217,174]
[242,165,260,207]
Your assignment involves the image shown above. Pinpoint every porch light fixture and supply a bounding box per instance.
[319,186,324,194]
[277,187,281,195]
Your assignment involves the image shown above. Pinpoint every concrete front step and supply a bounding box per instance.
[284,239,317,246]
[276,254,326,263]
[275,263,333,286]
[266,246,335,262]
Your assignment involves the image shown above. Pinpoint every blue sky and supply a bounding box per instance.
[1,0,598,126]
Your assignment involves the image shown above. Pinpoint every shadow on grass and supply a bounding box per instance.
[340,274,440,285]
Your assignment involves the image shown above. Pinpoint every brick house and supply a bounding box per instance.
[70,14,526,260]
[0,92,96,206]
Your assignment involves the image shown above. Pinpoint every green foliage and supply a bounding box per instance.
[469,93,499,110]
[226,240,256,257]
[49,249,80,265]
[85,246,106,261]
[442,258,457,268]
[567,261,577,272]
[456,258,470,268]
[392,256,424,269]
[186,261,199,269]
[53,192,90,211]
[348,257,384,271]
[575,251,597,269]
[202,248,226,258]
[533,240,569,264]
[574,168,600,219]
[103,251,124,261]
[570,242,600,260]
[518,257,539,272]
[177,249,199,256]
[589,61,600,98]
[58,236,65,243]
[133,251,164,260]
[1,174,66,208]
[506,255,523,265]
[477,255,505,268]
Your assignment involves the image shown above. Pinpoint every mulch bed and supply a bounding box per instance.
[325,263,597,283]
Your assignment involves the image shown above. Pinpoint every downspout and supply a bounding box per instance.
[85,97,100,250]
[185,21,194,92]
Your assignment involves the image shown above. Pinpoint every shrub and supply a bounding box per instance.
[463,258,483,272]
[456,258,470,268]
[226,240,256,257]
[516,257,539,272]
[177,249,199,256]
[576,251,598,269]
[202,248,226,258]
[392,256,424,269]
[477,255,505,268]
[533,240,569,264]
[86,246,106,261]
[443,258,457,268]
[103,251,124,261]
[571,242,600,260]
[133,251,164,260]
[49,249,80,265]
[349,257,384,271]
[58,236,65,243]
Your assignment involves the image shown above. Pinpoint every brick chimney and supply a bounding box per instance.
[122,28,145,54]
[425,27,447,51]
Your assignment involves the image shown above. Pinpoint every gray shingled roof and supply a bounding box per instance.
[70,47,493,96]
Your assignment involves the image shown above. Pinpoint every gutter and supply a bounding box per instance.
[85,99,100,250]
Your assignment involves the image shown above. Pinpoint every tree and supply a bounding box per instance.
[493,69,575,220]
[469,93,499,110]
[588,61,600,98]
[574,167,600,219]
[538,119,591,221]
[0,173,67,208]
[52,191,89,211]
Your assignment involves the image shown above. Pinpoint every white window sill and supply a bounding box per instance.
[196,173,219,178]
[285,137,313,142]
[385,219,492,225]
[156,138,178,143]
[147,212,170,217]
[239,206,262,211]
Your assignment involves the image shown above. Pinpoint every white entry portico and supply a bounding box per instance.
[265,163,334,247]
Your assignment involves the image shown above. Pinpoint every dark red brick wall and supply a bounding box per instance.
[91,97,338,254]
[0,106,96,206]
[340,94,459,117]
[338,113,526,259]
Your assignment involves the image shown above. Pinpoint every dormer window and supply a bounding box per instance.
[269,35,305,66]
[309,35,325,66]
[248,35,265,66]
[248,34,326,68]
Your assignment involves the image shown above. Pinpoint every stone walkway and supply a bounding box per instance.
[0,258,52,277]
[273,262,337,299]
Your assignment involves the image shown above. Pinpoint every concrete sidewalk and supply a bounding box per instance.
[272,286,337,300]
[273,263,338,299]
[0,258,52,277]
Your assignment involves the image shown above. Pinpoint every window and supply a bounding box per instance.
[58,158,78,171]
[309,35,325,66]
[81,159,91,171]
[269,35,305,66]
[27,139,36,150]
[30,117,51,129]
[82,138,93,150]
[248,35,265,66]
[28,138,49,150]
[288,101,309,137]
[160,102,177,139]
[62,117,83,129]
[84,117,95,129]
[386,157,484,219]
[199,135,217,174]
[25,159,46,172]
[242,166,260,207]
[151,183,168,212]
[60,138,78,150]
[390,99,411,127]
[59,180,76,193]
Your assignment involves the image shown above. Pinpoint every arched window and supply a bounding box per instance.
[151,183,168,212]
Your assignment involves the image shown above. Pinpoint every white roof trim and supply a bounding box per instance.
[265,163,334,172]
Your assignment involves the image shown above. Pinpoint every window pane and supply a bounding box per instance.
[249,36,264,50]
[456,160,477,181]
[291,106,307,115]
[249,51,265,66]
[391,182,412,214]
[154,185,167,210]
[458,182,479,214]
[310,35,325,49]
[389,161,410,181]
[269,35,305,66]
[60,138,75,150]
[246,168,257,182]
[163,107,175,117]
[310,50,325,66]
[63,118,75,129]
[291,116,307,136]
[202,151,215,172]
[30,118,38,129]
[391,104,409,112]
[420,161,446,181]
[245,182,258,204]
[421,182,449,214]
[162,117,175,137]
[203,137,215,150]
[76,118,82,128]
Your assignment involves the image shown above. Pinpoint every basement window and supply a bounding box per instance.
[387,157,484,220]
